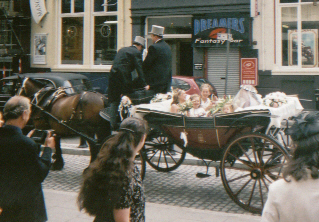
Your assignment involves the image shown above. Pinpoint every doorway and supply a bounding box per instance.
[166,39,193,76]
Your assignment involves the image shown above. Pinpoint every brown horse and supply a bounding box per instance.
[17,76,111,170]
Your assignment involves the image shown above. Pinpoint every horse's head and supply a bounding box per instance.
[16,76,47,97]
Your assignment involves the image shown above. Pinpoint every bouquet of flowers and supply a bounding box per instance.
[209,95,233,115]
[118,96,132,120]
[178,100,193,113]
[151,93,172,103]
[263,92,287,108]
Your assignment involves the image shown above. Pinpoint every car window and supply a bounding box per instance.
[171,79,191,91]
[35,79,55,88]
[0,80,15,95]
[68,79,92,93]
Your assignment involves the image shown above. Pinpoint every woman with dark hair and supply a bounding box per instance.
[261,112,319,222]
[78,117,148,222]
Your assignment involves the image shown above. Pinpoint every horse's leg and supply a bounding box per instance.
[78,136,88,148]
[52,135,64,170]
[88,123,111,163]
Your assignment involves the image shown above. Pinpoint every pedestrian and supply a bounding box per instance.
[143,25,172,94]
[0,96,55,222]
[261,111,319,222]
[78,117,148,222]
[108,36,150,130]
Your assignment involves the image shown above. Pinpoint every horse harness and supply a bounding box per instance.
[31,86,89,125]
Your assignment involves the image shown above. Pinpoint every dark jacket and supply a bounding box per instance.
[108,46,147,103]
[0,125,52,222]
[143,39,172,94]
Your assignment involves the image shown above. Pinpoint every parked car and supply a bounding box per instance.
[171,76,218,97]
[0,72,92,111]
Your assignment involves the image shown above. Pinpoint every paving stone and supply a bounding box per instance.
[43,154,261,216]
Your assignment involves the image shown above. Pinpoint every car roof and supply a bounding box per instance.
[172,76,203,80]
[2,73,89,86]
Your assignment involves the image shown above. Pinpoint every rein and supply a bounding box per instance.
[31,102,98,145]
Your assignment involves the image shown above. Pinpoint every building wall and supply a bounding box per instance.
[30,0,132,73]
[253,1,318,110]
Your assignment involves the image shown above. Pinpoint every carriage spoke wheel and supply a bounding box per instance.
[220,133,290,214]
[142,134,186,172]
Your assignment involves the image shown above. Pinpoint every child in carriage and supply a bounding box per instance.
[200,84,217,111]
[222,102,234,114]
[189,94,207,117]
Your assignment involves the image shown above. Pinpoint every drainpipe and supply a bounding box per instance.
[262,0,265,71]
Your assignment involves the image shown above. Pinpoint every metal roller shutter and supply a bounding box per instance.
[207,48,240,97]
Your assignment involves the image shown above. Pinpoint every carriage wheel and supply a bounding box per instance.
[220,132,290,214]
[142,133,186,172]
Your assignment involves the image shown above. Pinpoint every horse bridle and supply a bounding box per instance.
[16,77,29,96]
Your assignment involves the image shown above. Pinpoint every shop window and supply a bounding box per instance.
[147,17,192,35]
[94,0,117,12]
[279,1,319,68]
[59,0,118,66]
[94,16,117,65]
[61,17,84,64]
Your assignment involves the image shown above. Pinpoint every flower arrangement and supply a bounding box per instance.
[118,96,132,120]
[178,100,193,113]
[263,92,287,108]
[151,93,172,103]
[209,95,233,115]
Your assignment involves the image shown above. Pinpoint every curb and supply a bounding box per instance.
[60,144,220,168]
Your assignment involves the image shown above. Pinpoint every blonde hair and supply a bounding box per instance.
[190,94,200,101]
[222,102,234,113]
[200,84,213,93]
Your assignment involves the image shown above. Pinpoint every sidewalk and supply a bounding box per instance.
[44,189,261,222]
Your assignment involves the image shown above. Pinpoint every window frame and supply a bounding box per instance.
[57,0,118,70]
[275,0,319,74]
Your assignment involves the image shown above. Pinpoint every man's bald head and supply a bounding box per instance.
[3,96,31,121]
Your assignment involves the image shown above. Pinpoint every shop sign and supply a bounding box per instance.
[33,33,47,64]
[192,13,251,47]
[30,0,47,24]
[194,63,203,70]
[241,58,258,86]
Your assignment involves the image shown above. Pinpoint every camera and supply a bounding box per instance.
[30,129,49,145]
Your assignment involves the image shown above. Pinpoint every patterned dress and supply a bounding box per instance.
[94,165,145,222]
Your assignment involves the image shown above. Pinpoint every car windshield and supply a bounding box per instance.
[171,79,191,91]
[194,78,211,89]
[67,79,92,93]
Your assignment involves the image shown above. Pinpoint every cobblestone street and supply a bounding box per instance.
[43,154,258,216]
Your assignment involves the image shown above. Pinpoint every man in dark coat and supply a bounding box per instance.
[108,36,149,129]
[0,96,55,222]
[143,25,172,94]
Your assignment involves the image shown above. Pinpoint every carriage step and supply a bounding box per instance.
[196,172,211,178]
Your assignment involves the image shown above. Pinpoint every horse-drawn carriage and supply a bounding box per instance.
[6,75,303,214]
[134,108,291,214]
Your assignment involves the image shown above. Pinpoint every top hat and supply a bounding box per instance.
[149,25,164,37]
[133,36,145,47]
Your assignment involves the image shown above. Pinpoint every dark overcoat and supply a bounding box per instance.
[143,39,172,94]
[0,125,52,222]
[108,46,147,103]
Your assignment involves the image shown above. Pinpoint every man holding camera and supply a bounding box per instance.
[0,96,55,222]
